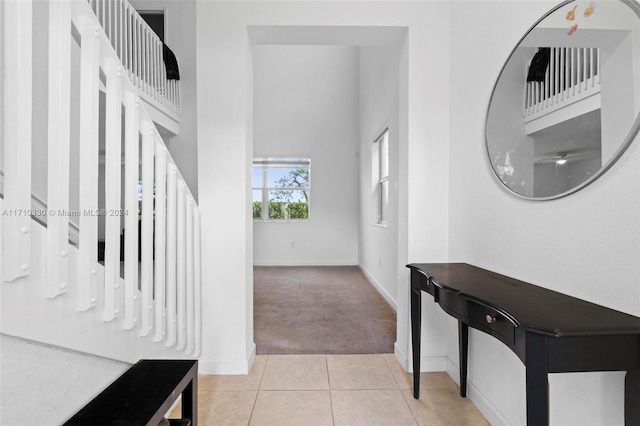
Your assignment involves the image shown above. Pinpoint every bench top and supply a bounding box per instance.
[64,359,197,426]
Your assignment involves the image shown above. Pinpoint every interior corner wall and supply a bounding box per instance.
[357,45,401,307]
[449,1,639,425]
[130,0,199,202]
[252,45,359,266]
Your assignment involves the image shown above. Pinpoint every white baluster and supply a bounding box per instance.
[553,47,560,103]
[101,0,105,29]
[589,47,596,87]
[168,80,174,114]
[577,48,582,93]
[104,59,123,321]
[3,0,32,282]
[543,55,549,109]
[571,48,576,97]
[134,15,140,87]
[194,208,202,357]
[140,121,154,336]
[123,92,140,330]
[158,39,163,103]
[154,145,167,343]
[560,48,565,100]
[126,3,132,79]
[148,29,153,96]
[46,0,71,297]
[150,34,156,100]
[176,181,186,351]
[596,48,601,85]
[177,78,181,116]
[107,0,112,44]
[165,164,178,347]
[114,0,119,60]
[185,198,194,354]
[77,19,101,311]
[142,26,148,93]
[155,38,161,101]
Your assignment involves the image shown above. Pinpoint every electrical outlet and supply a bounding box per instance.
[378,257,382,266]
[291,242,295,248]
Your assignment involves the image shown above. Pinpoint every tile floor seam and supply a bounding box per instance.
[399,387,421,425]
[246,355,270,425]
[325,355,336,426]
[380,353,403,389]
[383,354,404,389]
[257,355,269,390]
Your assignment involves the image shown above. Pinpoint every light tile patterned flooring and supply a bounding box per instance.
[170,354,489,425]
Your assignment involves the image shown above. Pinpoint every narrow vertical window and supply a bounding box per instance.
[374,128,389,226]
[253,158,311,221]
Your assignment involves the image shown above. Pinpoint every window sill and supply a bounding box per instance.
[254,219,310,223]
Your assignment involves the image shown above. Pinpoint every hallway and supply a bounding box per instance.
[254,266,396,354]
[170,354,489,425]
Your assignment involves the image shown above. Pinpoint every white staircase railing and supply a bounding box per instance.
[88,0,181,118]
[1,0,200,357]
[524,47,601,122]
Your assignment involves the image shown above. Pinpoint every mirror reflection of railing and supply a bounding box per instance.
[87,0,181,118]
[524,47,600,120]
[486,0,640,200]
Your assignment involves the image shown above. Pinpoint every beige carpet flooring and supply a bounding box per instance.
[254,266,396,354]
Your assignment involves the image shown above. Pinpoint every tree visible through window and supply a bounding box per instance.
[253,158,310,221]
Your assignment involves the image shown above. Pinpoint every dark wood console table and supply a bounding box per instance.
[64,359,197,426]
[408,263,640,425]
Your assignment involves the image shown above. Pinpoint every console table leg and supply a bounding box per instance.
[182,377,198,426]
[411,286,422,399]
[459,321,468,397]
[525,333,549,426]
[625,370,640,425]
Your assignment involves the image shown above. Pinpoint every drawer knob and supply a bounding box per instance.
[486,314,497,324]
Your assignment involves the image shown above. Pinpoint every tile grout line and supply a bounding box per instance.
[246,354,270,425]
[383,354,420,425]
[399,389,421,426]
[382,353,404,389]
[326,355,336,426]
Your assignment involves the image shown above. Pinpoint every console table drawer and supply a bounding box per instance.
[467,300,515,345]
[437,287,467,319]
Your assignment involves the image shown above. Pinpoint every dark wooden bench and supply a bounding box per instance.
[64,359,197,426]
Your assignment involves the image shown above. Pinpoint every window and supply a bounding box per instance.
[253,158,310,221]
[373,128,389,225]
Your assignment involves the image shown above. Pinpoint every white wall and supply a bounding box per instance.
[196,1,452,374]
[449,1,640,424]
[253,45,359,266]
[130,0,199,201]
[358,45,401,308]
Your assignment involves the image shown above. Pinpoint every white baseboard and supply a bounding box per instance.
[359,265,397,311]
[198,343,257,375]
[446,357,510,425]
[253,260,358,266]
[394,342,448,373]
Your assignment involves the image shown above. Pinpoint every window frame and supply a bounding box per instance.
[252,158,311,222]
[373,127,389,227]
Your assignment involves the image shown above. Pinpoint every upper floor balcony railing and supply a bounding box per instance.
[88,0,181,120]
[524,47,600,134]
